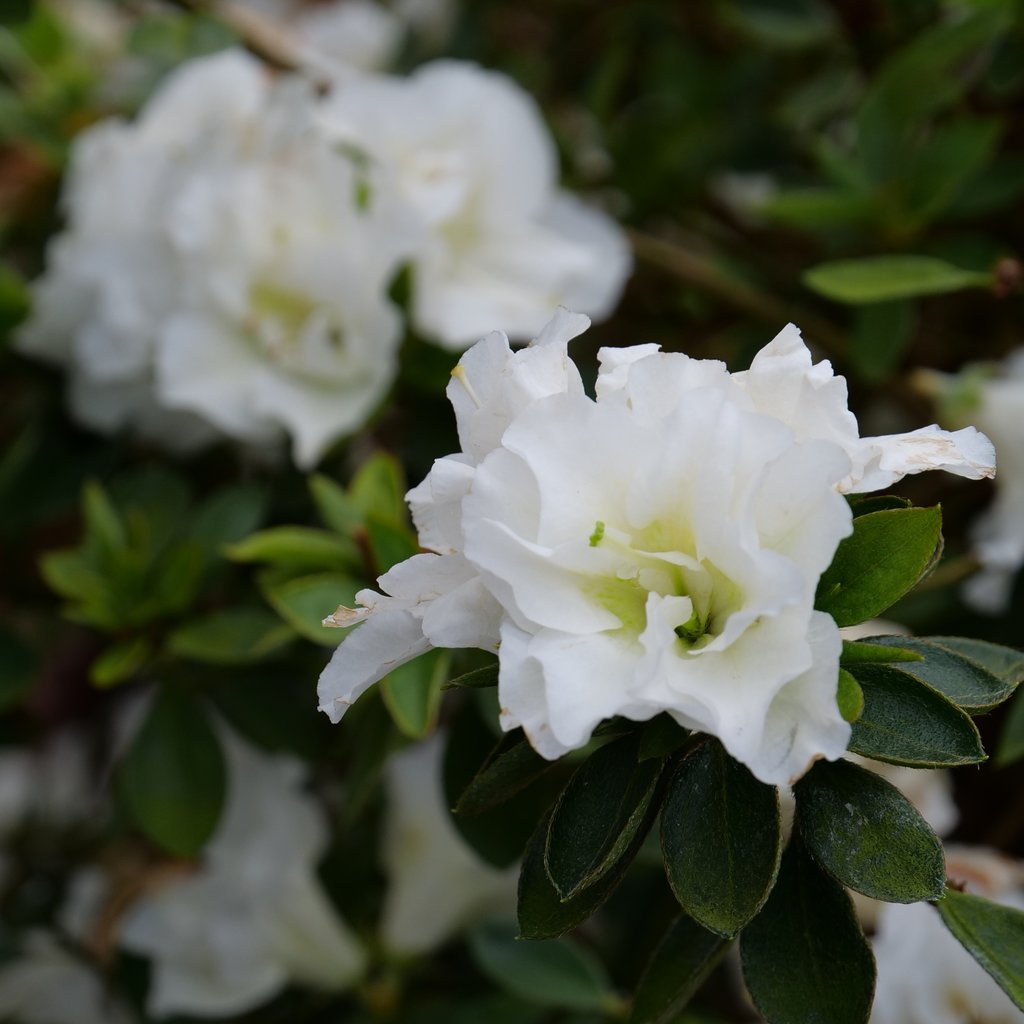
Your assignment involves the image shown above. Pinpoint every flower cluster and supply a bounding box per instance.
[18,50,629,467]
[318,314,994,785]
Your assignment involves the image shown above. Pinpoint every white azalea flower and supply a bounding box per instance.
[319,62,631,349]
[18,49,413,468]
[319,317,993,785]
[0,932,135,1024]
[380,734,518,954]
[119,733,365,1018]
[871,847,1024,1024]
[919,353,1024,613]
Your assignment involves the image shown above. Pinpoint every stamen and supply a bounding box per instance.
[589,520,606,547]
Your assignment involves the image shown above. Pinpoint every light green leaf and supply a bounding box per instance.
[468,920,618,1013]
[661,740,781,937]
[815,506,942,626]
[836,668,864,723]
[380,649,448,738]
[90,636,153,688]
[226,526,360,572]
[308,473,362,535]
[840,639,923,665]
[803,256,991,304]
[167,608,296,665]
[260,571,361,645]
[936,888,1024,1012]
[350,453,407,527]
[795,759,945,902]
[117,687,226,858]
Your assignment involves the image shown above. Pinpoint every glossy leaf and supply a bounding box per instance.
[627,914,731,1024]
[468,920,617,1013]
[117,687,226,858]
[815,507,942,626]
[859,635,1016,711]
[936,888,1024,1012]
[795,758,945,902]
[661,740,781,936]
[546,734,664,899]
[260,571,360,646]
[740,837,875,1024]
[847,663,985,767]
[226,526,360,572]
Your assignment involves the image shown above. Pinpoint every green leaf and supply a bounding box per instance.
[840,639,922,665]
[90,636,153,688]
[226,526,360,572]
[455,730,554,816]
[936,889,1024,1012]
[836,669,864,723]
[661,740,782,937]
[189,484,269,554]
[350,453,407,527]
[260,571,360,646]
[760,188,872,231]
[0,630,35,710]
[380,650,447,738]
[997,690,1024,767]
[740,836,875,1024]
[815,507,942,626]
[468,920,617,1013]
[308,473,363,535]
[858,636,1016,712]
[850,301,915,383]
[638,715,690,761]
[846,494,912,517]
[846,663,986,767]
[932,637,1024,688]
[444,663,499,690]
[803,256,991,305]
[545,735,663,900]
[795,759,944,902]
[518,805,652,940]
[365,515,419,574]
[82,480,127,554]
[117,687,226,858]
[167,608,296,665]
[627,915,731,1024]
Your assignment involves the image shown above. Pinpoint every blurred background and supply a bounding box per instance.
[1,1,1024,1021]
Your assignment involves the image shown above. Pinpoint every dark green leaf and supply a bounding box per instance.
[226,527,360,572]
[0,630,35,710]
[365,515,419,574]
[836,669,864,723]
[117,687,226,858]
[189,484,268,554]
[167,608,296,665]
[815,507,942,626]
[846,495,912,517]
[638,715,690,761]
[661,740,781,937]
[936,888,1024,1012]
[518,807,651,940]
[850,301,915,382]
[932,637,1024,688]
[380,649,447,738]
[455,730,554,816]
[627,914,731,1024]
[859,635,1015,711]
[847,663,986,767]
[546,734,663,899]
[997,690,1024,767]
[795,759,944,902]
[82,480,126,554]
[803,256,990,305]
[740,837,875,1024]
[308,473,363,535]
[468,919,617,1013]
[90,637,153,688]
[443,663,499,690]
[349,454,407,527]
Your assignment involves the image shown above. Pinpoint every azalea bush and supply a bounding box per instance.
[2,2,1024,1024]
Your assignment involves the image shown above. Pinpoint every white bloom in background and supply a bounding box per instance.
[319,317,993,785]
[871,847,1024,1024]
[18,49,413,468]
[919,353,1024,613]
[380,734,517,955]
[119,733,364,1018]
[320,61,631,349]
[0,932,135,1024]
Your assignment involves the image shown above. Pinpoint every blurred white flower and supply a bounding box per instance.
[18,49,413,468]
[119,733,365,1018]
[870,847,1024,1024]
[319,317,993,785]
[320,61,632,349]
[380,734,518,954]
[0,932,134,1024]
[919,353,1024,613]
